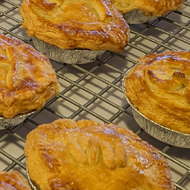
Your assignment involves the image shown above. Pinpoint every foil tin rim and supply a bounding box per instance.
[0,111,36,130]
[32,37,106,65]
[122,68,190,148]
[26,166,38,190]
[123,10,157,24]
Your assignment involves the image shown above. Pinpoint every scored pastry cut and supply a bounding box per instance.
[19,0,130,64]
[25,119,175,190]
[0,34,60,119]
[0,171,31,190]
[111,0,184,24]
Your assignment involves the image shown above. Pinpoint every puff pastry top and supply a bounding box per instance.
[0,34,59,118]
[19,0,129,53]
[25,119,175,190]
[112,0,184,17]
[0,171,31,190]
[124,51,190,134]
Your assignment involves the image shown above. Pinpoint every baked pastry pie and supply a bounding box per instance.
[19,0,130,64]
[124,50,190,134]
[111,0,184,24]
[0,171,31,190]
[0,34,59,119]
[25,119,175,190]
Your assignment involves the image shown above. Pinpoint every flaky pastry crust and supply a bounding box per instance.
[0,171,31,190]
[0,34,59,118]
[124,51,190,134]
[111,0,184,17]
[25,119,175,190]
[19,0,129,53]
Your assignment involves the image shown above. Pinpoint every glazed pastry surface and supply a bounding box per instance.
[124,51,190,134]
[0,34,59,118]
[25,119,175,190]
[0,171,31,190]
[112,0,184,16]
[19,0,129,53]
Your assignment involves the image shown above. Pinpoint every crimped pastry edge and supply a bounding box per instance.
[122,67,190,148]
[32,37,106,64]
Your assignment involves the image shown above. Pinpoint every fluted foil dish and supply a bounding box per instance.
[26,167,38,190]
[122,69,190,148]
[123,10,156,24]
[0,111,35,130]
[32,37,105,65]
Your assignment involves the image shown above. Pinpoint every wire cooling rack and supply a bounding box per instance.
[0,0,190,189]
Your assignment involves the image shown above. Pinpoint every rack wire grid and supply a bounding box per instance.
[0,0,190,189]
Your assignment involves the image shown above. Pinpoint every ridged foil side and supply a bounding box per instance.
[26,167,38,190]
[0,111,35,130]
[123,10,157,24]
[32,37,105,65]
[122,69,190,148]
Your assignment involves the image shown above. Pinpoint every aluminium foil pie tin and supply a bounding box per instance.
[0,111,35,130]
[26,168,38,190]
[32,37,106,65]
[123,10,157,24]
[26,166,38,190]
[122,69,190,148]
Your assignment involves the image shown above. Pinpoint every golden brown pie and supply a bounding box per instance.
[111,0,184,17]
[0,171,31,190]
[25,119,175,190]
[0,34,59,119]
[124,50,190,134]
[19,0,130,53]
